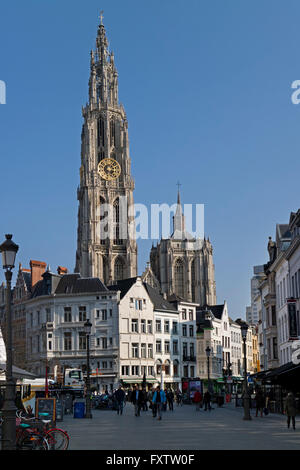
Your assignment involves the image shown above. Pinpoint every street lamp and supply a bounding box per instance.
[0,234,19,450]
[205,346,211,393]
[241,322,251,421]
[84,319,92,419]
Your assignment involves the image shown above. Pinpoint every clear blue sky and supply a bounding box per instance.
[1,0,300,319]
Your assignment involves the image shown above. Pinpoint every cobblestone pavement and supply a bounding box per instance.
[58,402,300,450]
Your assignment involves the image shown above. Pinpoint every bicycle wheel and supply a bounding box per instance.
[46,429,69,450]
[17,432,49,451]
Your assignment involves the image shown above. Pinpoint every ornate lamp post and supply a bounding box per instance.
[205,346,211,393]
[241,322,251,420]
[84,319,92,419]
[0,234,19,450]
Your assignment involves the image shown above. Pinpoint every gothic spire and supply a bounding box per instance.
[172,185,185,238]
[88,14,119,106]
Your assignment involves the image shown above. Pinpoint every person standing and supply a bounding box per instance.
[115,385,125,415]
[285,392,296,430]
[176,390,183,406]
[167,389,174,411]
[149,387,156,417]
[203,391,211,411]
[152,386,167,420]
[255,388,265,418]
[193,390,202,411]
[141,388,148,411]
[131,385,143,416]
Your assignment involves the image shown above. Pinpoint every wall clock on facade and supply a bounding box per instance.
[97,158,121,181]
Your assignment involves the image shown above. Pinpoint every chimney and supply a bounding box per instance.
[30,260,47,289]
[57,266,68,275]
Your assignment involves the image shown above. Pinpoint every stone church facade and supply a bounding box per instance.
[75,19,137,284]
[149,192,217,307]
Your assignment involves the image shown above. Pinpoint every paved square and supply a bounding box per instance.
[60,403,300,450]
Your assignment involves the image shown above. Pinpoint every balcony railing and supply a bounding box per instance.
[183,355,196,362]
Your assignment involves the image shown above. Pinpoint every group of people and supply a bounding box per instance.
[254,387,297,429]
[192,390,212,411]
[113,385,180,420]
[112,384,298,428]
[112,385,214,420]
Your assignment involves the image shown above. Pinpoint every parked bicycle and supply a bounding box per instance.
[16,409,69,450]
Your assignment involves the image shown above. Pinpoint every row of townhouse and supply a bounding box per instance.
[0,261,198,392]
[196,302,258,392]
[249,208,300,372]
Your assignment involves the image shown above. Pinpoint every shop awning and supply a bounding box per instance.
[0,363,36,380]
[122,379,157,383]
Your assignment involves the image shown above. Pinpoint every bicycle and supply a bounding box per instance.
[16,422,49,450]
[1,409,49,450]
[18,411,69,450]
[38,412,69,450]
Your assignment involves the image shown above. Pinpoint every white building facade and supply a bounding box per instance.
[25,272,119,392]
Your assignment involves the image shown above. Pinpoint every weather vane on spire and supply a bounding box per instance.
[99,10,104,25]
[177,181,182,192]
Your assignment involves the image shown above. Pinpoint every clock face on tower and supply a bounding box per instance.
[97,158,121,181]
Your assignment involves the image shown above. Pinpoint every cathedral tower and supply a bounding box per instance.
[75,16,137,284]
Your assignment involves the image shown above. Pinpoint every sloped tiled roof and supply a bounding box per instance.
[144,283,177,312]
[108,277,138,299]
[207,304,225,320]
[55,274,108,295]
[31,279,49,298]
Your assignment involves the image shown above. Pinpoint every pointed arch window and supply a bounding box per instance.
[113,198,122,245]
[98,150,105,163]
[98,117,105,148]
[96,80,103,103]
[114,257,124,281]
[102,257,108,285]
[99,196,107,245]
[174,258,184,299]
[191,259,196,302]
[110,118,115,147]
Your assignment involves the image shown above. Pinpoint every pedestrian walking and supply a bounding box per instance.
[203,391,212,411]
[148,387,156,417]
[167,389,174,411]
[193,390,202,411]
[176,390,183,406]
[115,385,125,415]
[131,385,144,416]
[142,388,148,411]
[152,386,167,421]
[285,392,296,430]
[163,389,168,411]
[255,388,265,418]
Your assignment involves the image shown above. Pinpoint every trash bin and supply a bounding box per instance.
[74,400,85,418]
